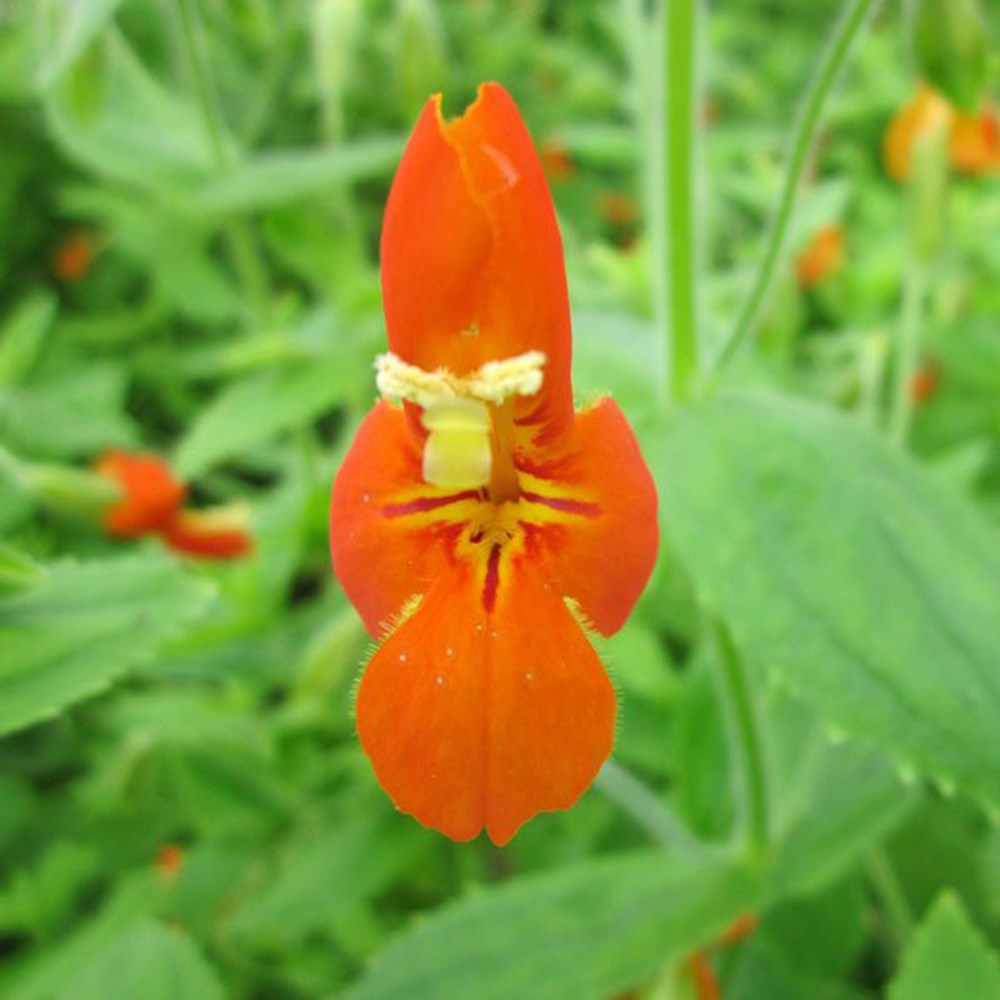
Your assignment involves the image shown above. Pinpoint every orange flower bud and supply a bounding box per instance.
[155,844,185,880]
[795,225,845,288]
[95,450,187,538]
[53,232,96,283]
[540,138,574,182]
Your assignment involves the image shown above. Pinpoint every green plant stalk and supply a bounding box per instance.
[707,0,877,384]
[866,847,916,949]
[176,0,272,326]
[714,622,771,863]
[595,760,710,860]
[660,0,700,402]
[888,124,947,444]
[887,260,927,444]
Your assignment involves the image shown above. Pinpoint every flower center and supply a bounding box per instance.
[375,350,545,502]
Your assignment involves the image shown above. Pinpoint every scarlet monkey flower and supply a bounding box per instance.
[330,83,658,845]
[96,450,252,561]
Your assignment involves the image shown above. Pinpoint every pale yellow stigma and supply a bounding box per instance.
[374,350,546,490]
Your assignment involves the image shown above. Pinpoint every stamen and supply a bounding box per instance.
[375,350,546,493]
[374,350,546,407]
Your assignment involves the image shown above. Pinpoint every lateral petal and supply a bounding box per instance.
[519,398,659,636]
[355,557,616,845]
[329,401,474,636]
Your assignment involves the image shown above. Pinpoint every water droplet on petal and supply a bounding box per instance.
[435,675,444,686]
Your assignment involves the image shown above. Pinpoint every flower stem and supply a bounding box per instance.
[866,847,915,950]
[658,0,700,403]
[713,622,770,863]
[595,759,710,860]
[176,0,272,326]
[706,0,876,385]
[887,260,927,444]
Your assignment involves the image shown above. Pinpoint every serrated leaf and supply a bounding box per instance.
[350,852,762,1000]
[888,893,1000,1000]
[0,554,214,736]
[654,393,1000,811]
[173,353,361,478]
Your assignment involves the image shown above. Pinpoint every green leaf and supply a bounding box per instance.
[655,393,1000,811]
[226,812,429,949]
[173,353,363,478]
[0,364,136,459]
[888,893,1000,1000]
[351,852,762,1000]
[0,293,57,387]
[44,31,213,193]
[35,0,124,88]
[70,918,225,1000]
[0,554,214,736]
[179,138,403,214]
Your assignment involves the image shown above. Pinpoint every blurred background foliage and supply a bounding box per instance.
[1,0,1000,998]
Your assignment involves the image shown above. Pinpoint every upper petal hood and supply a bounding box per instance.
[380,83,573,437]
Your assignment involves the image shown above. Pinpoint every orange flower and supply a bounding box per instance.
[795,224,844,288]
[96,449,252,560]
[329,83,658,845]
[885,84,1000,181]
[53,231,96,282]
[161,506,253,561]
[96,450,187,538]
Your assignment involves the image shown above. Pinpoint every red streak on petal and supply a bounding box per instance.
[482,544,501,612]
[382,490,481,518]
[521,491,601,518]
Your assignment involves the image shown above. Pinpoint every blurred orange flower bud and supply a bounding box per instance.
[161,506,254,561]
[885,84,1000,181]
[95,450,187,538]
[910,359,942,405]
[599,191,640,228]
[949,101,1000,175]
[53,232,97,283]
[155,843,185,880]
[795,224,845,288]
[540,137,574,182]
[884,85,952,182]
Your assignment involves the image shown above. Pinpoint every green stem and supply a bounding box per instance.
[656,0,700,403]
[887,260,927,444]
[867,848,916,950]
[714,622,770,862]
[176,0,272,325]
[706,0,876,384]
[595,760,710,860]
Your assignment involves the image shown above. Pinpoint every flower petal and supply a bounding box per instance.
[381,82,573,437]
[330,401,472,635]
[96,450,187,538]
[519,398,659,636]
[161,507,253,561]
[355,557,615,845]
